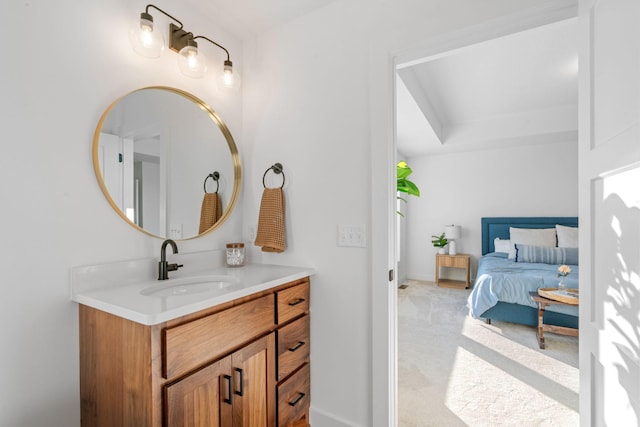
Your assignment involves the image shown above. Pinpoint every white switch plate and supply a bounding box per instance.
[169,224,183,239]
[337,224,367,247]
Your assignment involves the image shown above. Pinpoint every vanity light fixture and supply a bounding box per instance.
[129,4,239,89]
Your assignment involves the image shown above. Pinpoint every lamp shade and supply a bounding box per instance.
[444,225,461,240]
[177,44,206,78]
[217,60,240,90]
[129,13,165,58]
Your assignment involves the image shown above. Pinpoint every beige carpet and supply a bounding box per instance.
[398,280,579,426]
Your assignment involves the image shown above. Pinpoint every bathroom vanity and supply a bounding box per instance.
[85,85,312,425]
[73,262,313,427]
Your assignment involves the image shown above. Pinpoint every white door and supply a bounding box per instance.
[579,0,640,425]
[98,133,124,209]
[98,133,135,220]
[121,137,134,221]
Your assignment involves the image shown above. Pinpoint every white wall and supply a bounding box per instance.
[404,140,579,282]
[1,1,242,426]
[241,1,560,425]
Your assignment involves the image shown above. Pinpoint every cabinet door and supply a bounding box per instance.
[231,334,276,427]
[165,356,233,427]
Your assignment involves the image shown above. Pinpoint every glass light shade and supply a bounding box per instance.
[217,61,241,90]
[129,15,165,58]
[178,45,206,78]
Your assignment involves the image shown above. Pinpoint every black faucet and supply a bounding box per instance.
[158,239,183,280]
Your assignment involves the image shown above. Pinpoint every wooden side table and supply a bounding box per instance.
[529,291,579,349]
[435,253,470,289]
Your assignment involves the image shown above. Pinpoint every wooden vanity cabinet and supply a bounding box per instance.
[79,277,310,427]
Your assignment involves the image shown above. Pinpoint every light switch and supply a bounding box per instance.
[247,226,256,241]
[337,224,367,247]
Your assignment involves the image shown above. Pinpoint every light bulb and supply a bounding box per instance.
[129,12,164,58]
[178,44,206,78]
[223,69,234,86]
[217,60,241,90]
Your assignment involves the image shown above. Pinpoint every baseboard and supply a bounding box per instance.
[404,273,435,282]
[309,406,362,427]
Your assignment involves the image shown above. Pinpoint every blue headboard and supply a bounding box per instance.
[481,217,579,255]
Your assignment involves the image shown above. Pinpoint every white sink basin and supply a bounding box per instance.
[140,275,239,297]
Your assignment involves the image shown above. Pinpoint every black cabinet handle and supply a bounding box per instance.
[288,298,305,306]
[234,368,244,396]
[288,392,306,406]
[223,374,232,404]
[288,341,305,352]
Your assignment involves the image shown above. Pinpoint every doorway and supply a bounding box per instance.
[369,3,579,425]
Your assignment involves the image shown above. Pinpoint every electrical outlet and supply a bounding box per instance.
[169,224,182,239]
[337,224,367,247]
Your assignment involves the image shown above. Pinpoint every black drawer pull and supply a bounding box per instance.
[288,298,305,306]
[288,392,306,406]
[288,341,305,352]
[223,374,232,404]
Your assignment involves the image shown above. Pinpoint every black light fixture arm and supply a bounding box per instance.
[193,35,231,61]
[145,4,184,30]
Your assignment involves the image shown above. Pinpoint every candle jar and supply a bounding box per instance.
[226,243,245,267]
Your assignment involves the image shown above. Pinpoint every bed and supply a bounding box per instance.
[467,217,579,329]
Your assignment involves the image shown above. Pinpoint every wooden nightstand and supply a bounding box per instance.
[435,253,471,289]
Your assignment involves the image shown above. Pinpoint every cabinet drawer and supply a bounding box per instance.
[164,294,275,379]
[277,315,310,381]
[439,255,468,268]
[277,282,309,324]
[278,363,310,426]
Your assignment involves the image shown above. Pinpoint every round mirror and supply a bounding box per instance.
[93,87,241,239]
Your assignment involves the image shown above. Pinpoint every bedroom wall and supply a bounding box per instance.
[403,139,579,282]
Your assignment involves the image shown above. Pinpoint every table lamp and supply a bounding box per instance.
[445,225,461,255]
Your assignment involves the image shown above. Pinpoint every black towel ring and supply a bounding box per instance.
[262,163,285,189]
[204,172,220,193]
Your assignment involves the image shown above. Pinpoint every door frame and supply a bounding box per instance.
[369,1,579,424]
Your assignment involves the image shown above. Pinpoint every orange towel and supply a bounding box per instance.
[198,193,222,234]
[254,188,286,252]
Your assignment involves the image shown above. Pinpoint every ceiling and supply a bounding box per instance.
[185,1,578,159]
[188,0,339,40]
[396,18,579,158]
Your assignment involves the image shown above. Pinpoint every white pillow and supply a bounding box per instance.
[556,224,579,248]
[494,238,512,254]
[508,227,557,259]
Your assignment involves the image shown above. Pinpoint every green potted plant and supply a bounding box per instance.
[431,232,448,254]
[397,161,420,216]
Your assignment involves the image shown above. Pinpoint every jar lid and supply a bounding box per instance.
[226,242,244,248]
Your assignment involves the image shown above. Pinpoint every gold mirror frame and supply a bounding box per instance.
[92,86,241,239]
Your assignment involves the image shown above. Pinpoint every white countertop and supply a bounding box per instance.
[71,263,315,325]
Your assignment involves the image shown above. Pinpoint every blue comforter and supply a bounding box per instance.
[467,252,579,318]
